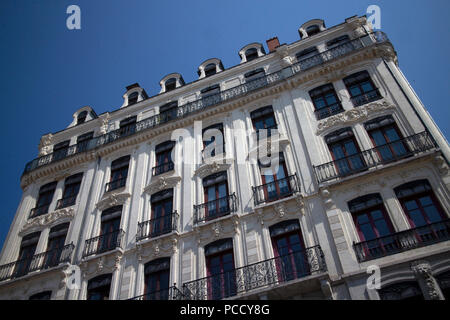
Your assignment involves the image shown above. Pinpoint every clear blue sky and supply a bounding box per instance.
[0,0,449,250]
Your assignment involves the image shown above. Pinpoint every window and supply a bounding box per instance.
[153,141,175,176]
[202,123,224,159]
[29,291,52,300]
[244,68,266,82]
[245,48,258,62]
[201,84,221,99]
[150,189,174,237]
[143,258,171,300]
[204,63,217,77]
[378,282,424,300]
[118,115,137,136]
[309,83,343,120]
[205,239,236,299]
[325,128,366,176]
[270,220,309,282]
[159,101,178,122]
[306,25,320,37]
[87,274,112,300]
[365,115,409,162]
[128,92,139,105]
[76,131,94,153]
[99,206,122,253]
[343,71,381,107]
[31,182,57,218]
[259,153,292,202]
[296,46,319,62]
[106,155,130,192]
[395,180,447,229]
[77,111,87,125]
[53,140,70,161]
[56,173,83,209]
[326,35,351,49]
[250,106,277,140]
[13,232,40,278]
[43,223,69,269]
[165,78,177,92]
[202,172,230,220]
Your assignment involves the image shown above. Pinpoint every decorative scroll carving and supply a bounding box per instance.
[411,261,443,300]
[143,176,181,195]
[194,161,231,179]
[99,113,110,135]
[96,192,131,211]
[38,134,53,156]
[19,207,75,236]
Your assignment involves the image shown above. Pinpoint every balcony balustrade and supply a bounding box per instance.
[29,204,50,219]
[105,177,127,192]
[136,211,178,241]
[152,161,174,176]
[55,195,77,210]
[82,229,125,258]
[193,193,238,224]
[129,286,185,300]
[252,174,300,206]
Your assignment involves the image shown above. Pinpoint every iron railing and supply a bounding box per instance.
[83,229,125,258]
[201,144,226,162]
[314,102,344,120]
[252,174,300,206]
[354,219,450,262]
[152,161,174,176]
[29,204,50,219]
[22,32,390,176]
[182,245,326,300]
[105,177,127,192]
[314,131,437,184]
[0,243,74,282]
[55,195,77,210]
[350,88,382,107]
[129,286,185,300]
[193,193,238,224]
[136,211,179,241]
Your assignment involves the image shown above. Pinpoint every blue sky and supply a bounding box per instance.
[0,0,449,250]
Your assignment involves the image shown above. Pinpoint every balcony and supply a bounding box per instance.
[252,174,300,206]
[354,219,450,262]
[130,286,185,300]
[136,211,179,241]
[314,102,344,120]
[182,245,326,300]
[0,243,74,282]
[29,204,50,219]
[152,161,174,176]
[193,193,238,224]
[105,177,127,193]
[350,88,382,107]
[314,131,437,184]
[55,195,77,210]
[83,229,125,258]
[22,32,390,176]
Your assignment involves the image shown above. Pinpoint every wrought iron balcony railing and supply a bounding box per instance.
[314,131,437,184]
[350,88,382,107]
[83,229,125,258]
[182,245,326,300]
[252,174,300,206]
[29,204,51,219]
[152,161,174,176]
[130,286,185,300]
[193,193,238,224]
[314,102,345,120]
[55,195,77,210]
[354,219,450,262]
[105,177,127,192]
[22,32,390,176]
[0,243,74,282]
[136,211,179,241]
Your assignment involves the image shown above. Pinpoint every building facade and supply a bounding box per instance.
[0,15,449,300]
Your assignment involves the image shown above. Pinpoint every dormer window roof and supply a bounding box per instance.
[77,111,87,125]
[298,19,326,39]
[238,43,266,64]
[159,73,185,93]
[197,58,224,79]
[121,83,148,108]
[204,63,217,77]
[306,25,320,37]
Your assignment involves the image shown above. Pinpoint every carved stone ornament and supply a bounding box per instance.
[295,195,306,215]
[143,176,181,195]
[99,113,110,135]
[96,192,131,211]
[433,155,449,176]
[19,207,75,236]
[321,188,334,210]
[81,252,123,280]
[411,261,442,300]
[194,161,231,179]
[38,133,53,156]
[211,222,222,238]
[316,100,395,135]
[274,203,286,219]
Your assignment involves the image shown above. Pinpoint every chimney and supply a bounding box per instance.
[266,37,280,53]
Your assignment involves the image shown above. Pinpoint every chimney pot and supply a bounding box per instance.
[266,37,280,53]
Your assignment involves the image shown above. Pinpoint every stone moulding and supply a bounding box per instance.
[315,100,395,135]
[96,192,131,211]
[19,207,75,236]
[143,175,181,195]
[194,160,232,179]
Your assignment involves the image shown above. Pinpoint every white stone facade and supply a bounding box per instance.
[0,16,449,300]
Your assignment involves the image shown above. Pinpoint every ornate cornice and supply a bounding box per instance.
[80,251,123,280]
[96,192,131,211]
[316,100,395,135]
[143,175,181,195]
[19,207,75,236]
[194,161,232,179]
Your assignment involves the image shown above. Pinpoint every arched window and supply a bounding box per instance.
[77,111,87,125]
[245,48,258,62]
[165,78,177,92]
[378,281,424,300]
[306,25,320,37]
[143,257,171,300]
[87,274,112,300]
[128,92,139,105]
[204,63,217,77]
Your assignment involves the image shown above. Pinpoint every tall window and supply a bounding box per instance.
[325,128,366,176]
[56,173,83,209]
[87,274,112,300]
[43,223,69,269]
[204,63,217,77]
[99,206,122,253]
[76,131,94,153]
[150,189,174,237]
[118,116,137,136]
[259,153,291,202]
[309,83,343,120]
[205,239,236,299]
[245,48,258,62]
[106,155,130,192]
[160,101,178,122]
[53,140,70,161]
[270,220,309,282]
[165,78,177,91]
[343,71,381,107]
[128,92,139,105]
[365,115,409,162]
[250,106,277,140]
[202,123,224,159]
[29,291,52,300]
[13,232,40,278]
[143,258,171,300]
[203,172,230,220]
[31,182,57,218]
[77,111,87,125]
[395,180,447,229]
[153,141,175,176]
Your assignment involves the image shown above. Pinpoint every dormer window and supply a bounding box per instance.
[204,63,217,77]
[77,111,87,125]
[245,48,259,62]
[128,92,139,105]
[306,25,320,37]
[165,78,177,92]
